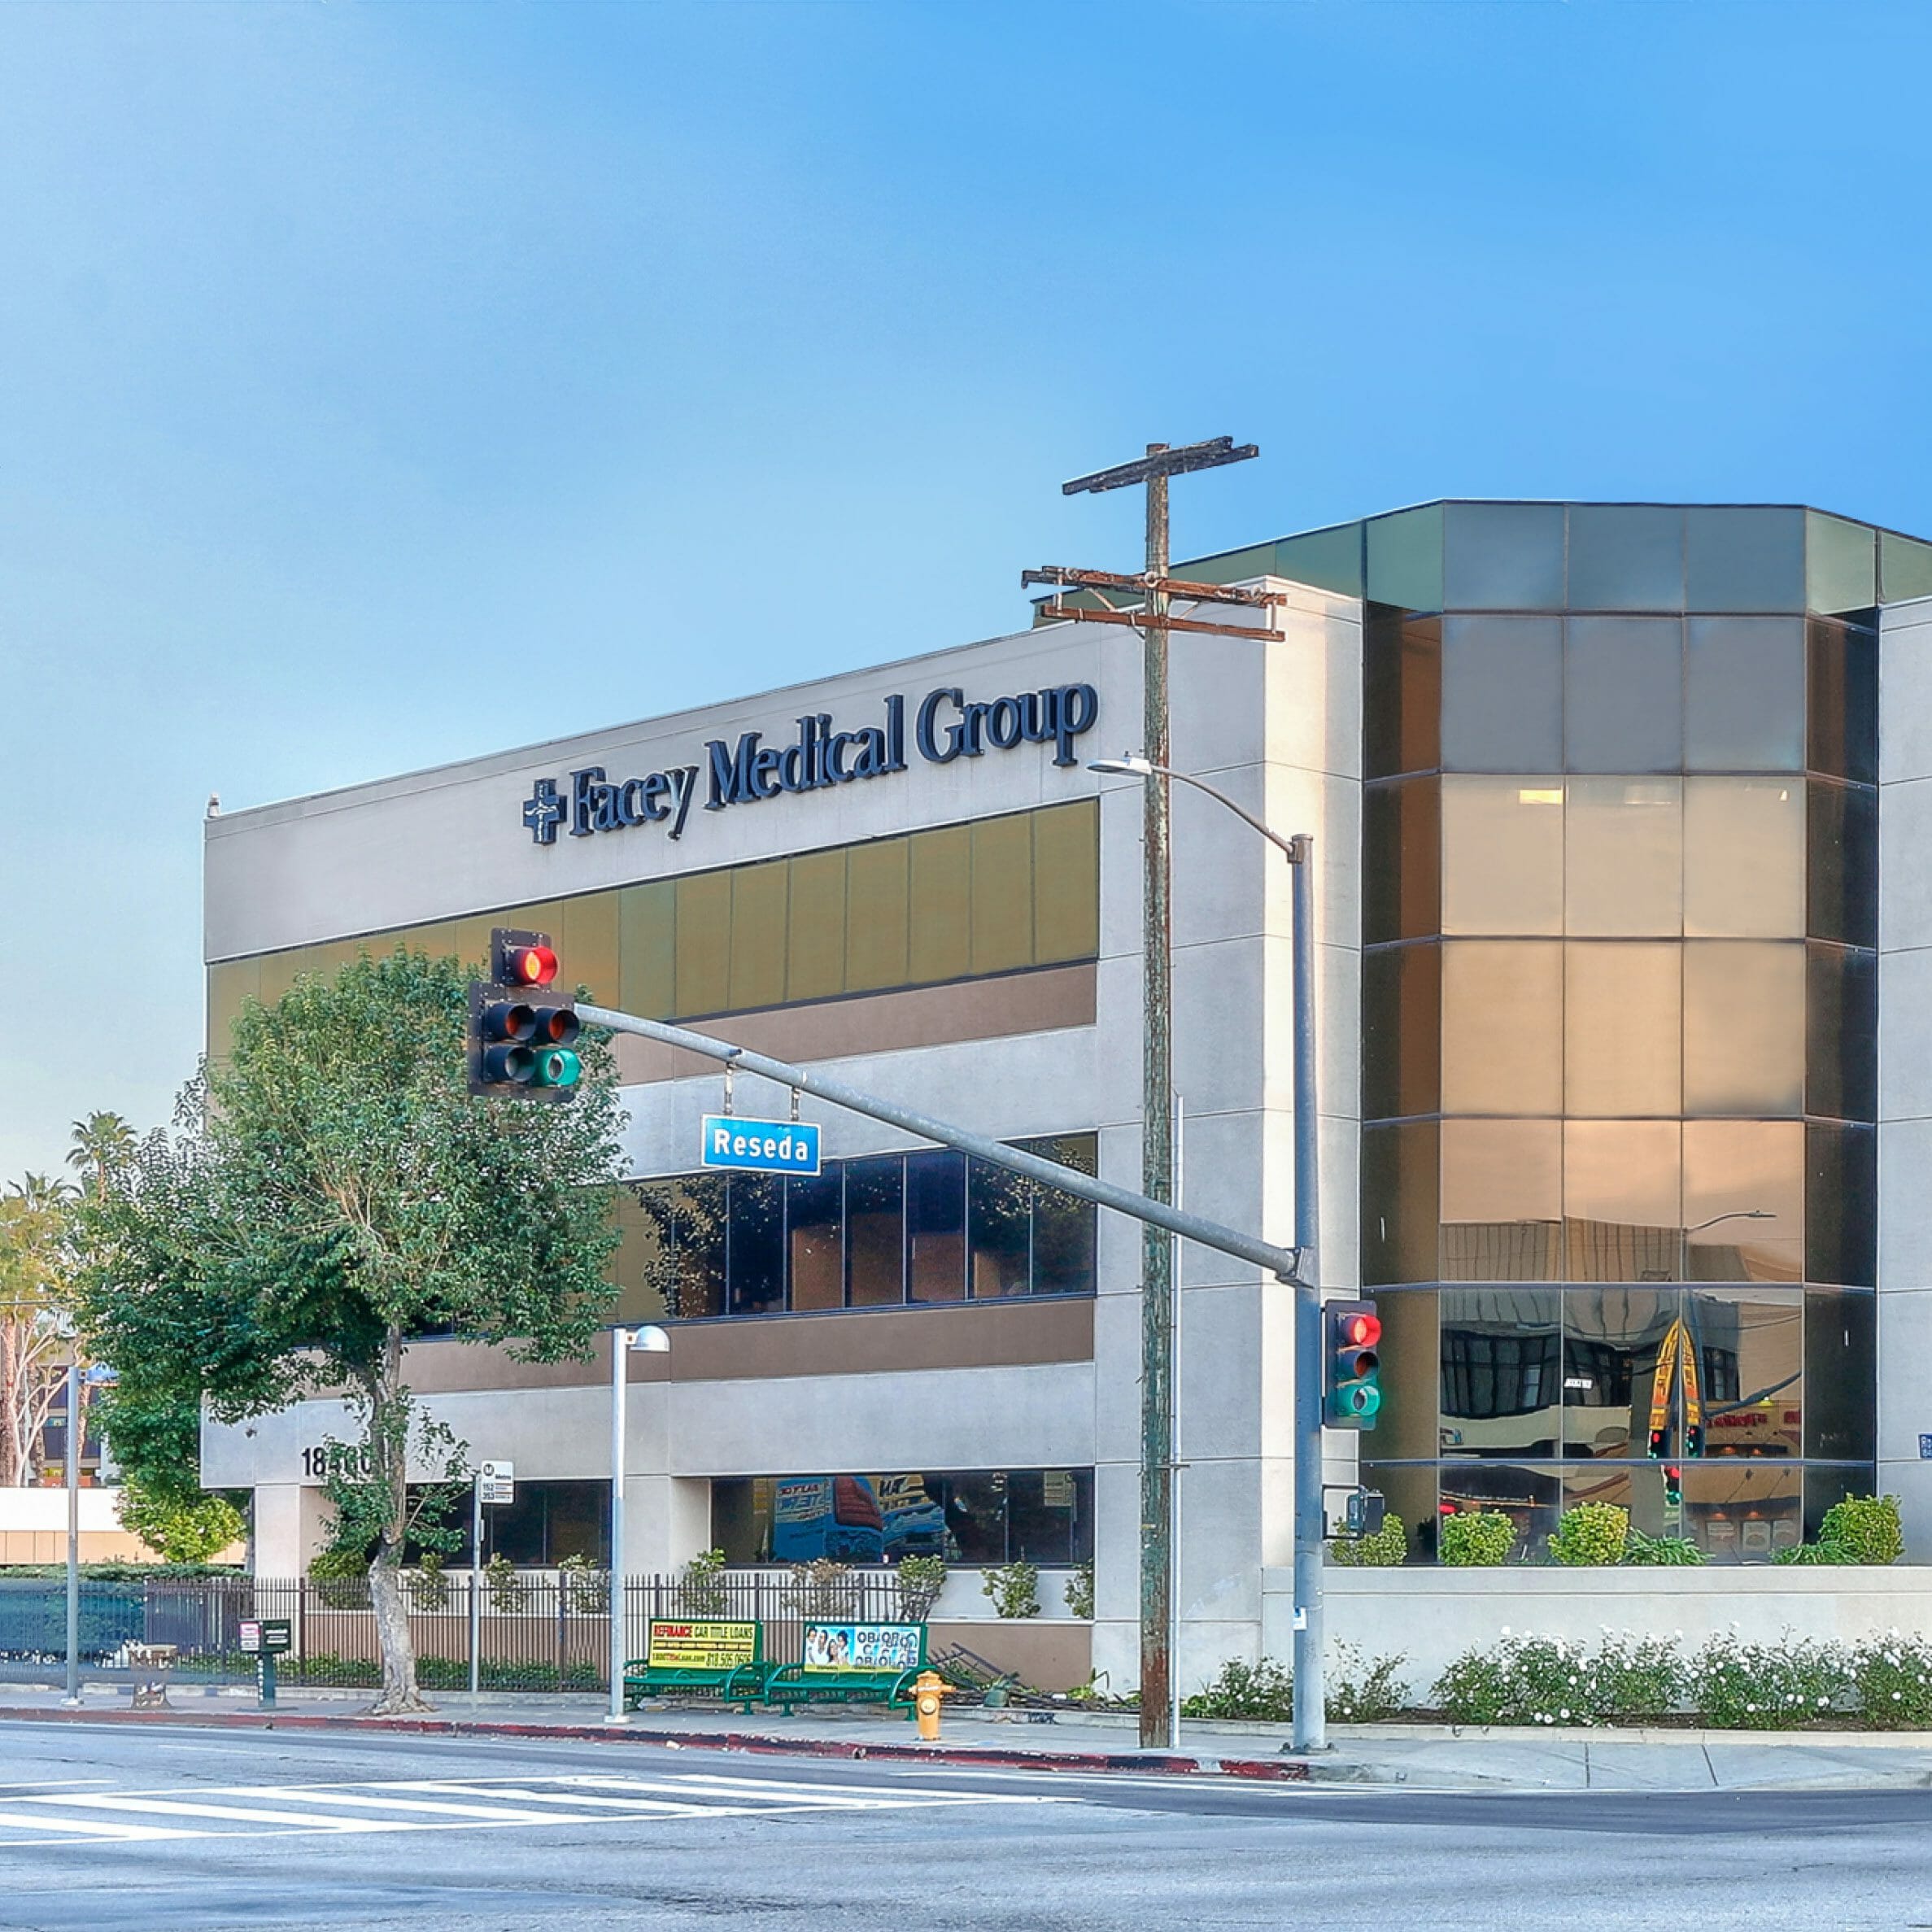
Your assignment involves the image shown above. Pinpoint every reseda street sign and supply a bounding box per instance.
[701,1115,821,1175]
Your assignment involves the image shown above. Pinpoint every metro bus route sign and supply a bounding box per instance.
[700,1115,821,1175]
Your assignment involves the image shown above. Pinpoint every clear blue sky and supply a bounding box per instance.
[4,0,1927,1178]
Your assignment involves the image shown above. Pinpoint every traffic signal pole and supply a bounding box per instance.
[1289,835,1324,1755]
[576,1001,1307,1289]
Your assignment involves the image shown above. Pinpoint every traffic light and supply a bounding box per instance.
[1664,1464,1683,1508]
[1647,1425,1668,1458]
[468,927,582,1101]
[1684,1421,1705,1458]
[1324,1299,1382,1428]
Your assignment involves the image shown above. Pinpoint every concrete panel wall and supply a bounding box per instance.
[1879,599,1932,1553]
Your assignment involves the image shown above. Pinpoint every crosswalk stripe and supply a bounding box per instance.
[25,1795,419,1833]
[0,1770,1077,1847]
[574,1772,980,1805]
[198,1789,628,1824]
[390,1783,750,1815]
[0,1808,186,1842]
[635,1772,1066,1808]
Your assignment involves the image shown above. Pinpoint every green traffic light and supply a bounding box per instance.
[529,1049,582,1089]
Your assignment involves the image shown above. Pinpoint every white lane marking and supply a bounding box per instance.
[386,1783,757,1815]
[198,1788,634,1824]
[412,1774,924,1812]
[23,1795,420,1833]
[0,1780,115,1790]
[627,1771,1068,1808]
[0,1808,187,1842]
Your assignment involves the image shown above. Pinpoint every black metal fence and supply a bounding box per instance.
[0,1570,912,1692]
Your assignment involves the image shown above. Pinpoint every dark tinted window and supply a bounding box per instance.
[1363,607,1441,778]
[1807,619,1878,783]
[1685,506,1806,613]
[1685,618,1805,770]
[1808,779,1878,948]
[1563,617,1682,771]
[1442,503,1566,609]
[1803,1289,1875,1461]
[1362,942,1441,1122]
[1806,943,1877,1123]
[1565,504,1685,611]
[1440,617,1562,770]
[1806,1121,1876,1287]
[1363,778,1441,944]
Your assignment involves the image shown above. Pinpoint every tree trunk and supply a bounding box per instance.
[363,1331,433,1716]
[367,1551,430,1715]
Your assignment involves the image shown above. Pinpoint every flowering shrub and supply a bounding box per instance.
[1437,1510,1517,1567]
[1685,1631,1851,1729]
[1594,1631,1686,1719]
[1546,1504,1629,1567]
[1850,1632,1932,1729]
[1330,1643,1409,1722]
[1180,1645,1408,1724]
[1433,1630,1607,1726]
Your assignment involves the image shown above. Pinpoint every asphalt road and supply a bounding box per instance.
[0,1722,1925,1930]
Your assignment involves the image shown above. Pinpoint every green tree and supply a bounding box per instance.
[77,949,626,1715]
[0,1174,79,1488]
[117,1476,246,1563]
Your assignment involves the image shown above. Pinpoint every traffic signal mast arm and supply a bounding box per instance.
[573,1000,1310,1289]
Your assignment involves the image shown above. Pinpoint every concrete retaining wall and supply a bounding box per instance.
[1263,1566,1932,1700]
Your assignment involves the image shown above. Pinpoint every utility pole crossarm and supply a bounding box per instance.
[1021,566,1285,608]
[1062,436,1258,495]
[574,1003,1306,1287]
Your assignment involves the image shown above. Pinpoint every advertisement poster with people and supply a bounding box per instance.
[801,1622,922,1674]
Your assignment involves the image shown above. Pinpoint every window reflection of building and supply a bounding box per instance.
[712,1468,1093,1568]
[615,1134,1097,1322]
[1356,503,1884,1560]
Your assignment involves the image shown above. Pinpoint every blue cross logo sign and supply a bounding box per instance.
[522,779,565,846]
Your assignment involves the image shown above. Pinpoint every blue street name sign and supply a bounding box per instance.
[701,1114,821,1175]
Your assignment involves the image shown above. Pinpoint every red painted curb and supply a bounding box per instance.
[0,1705,1257,1778]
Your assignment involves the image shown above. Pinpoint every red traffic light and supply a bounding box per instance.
[508,944,559,987]
[1338,1311,1382,1350]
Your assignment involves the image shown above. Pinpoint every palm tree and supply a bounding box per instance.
[68,1113,136,1202]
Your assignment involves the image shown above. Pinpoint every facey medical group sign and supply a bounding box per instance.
[521,680,1098,845]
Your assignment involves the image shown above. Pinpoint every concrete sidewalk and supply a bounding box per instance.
[5,1677,1932,1793]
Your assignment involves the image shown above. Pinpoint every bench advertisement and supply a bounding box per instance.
[647,1620,759,1670]
[801,1623,922,1674]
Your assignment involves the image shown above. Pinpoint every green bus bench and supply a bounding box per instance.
[623,1618,766,1712]
[759,1620,931,1716]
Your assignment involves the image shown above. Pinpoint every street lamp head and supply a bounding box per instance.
[1088,753,1157,778]
[626,1324,672,1354]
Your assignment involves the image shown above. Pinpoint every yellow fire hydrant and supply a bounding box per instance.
[912,1670,953,1742]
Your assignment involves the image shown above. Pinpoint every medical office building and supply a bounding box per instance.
[202,501,1932,1691]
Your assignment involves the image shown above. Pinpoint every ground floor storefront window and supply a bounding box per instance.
[712,1468,1093,1567]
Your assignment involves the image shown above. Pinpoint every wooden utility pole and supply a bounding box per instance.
[1031,435,1270,1749]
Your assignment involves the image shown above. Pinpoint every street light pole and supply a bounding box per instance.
[608,1324,670,1723]
[63,1357,80,1708]
[1092,754,1326,1753]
